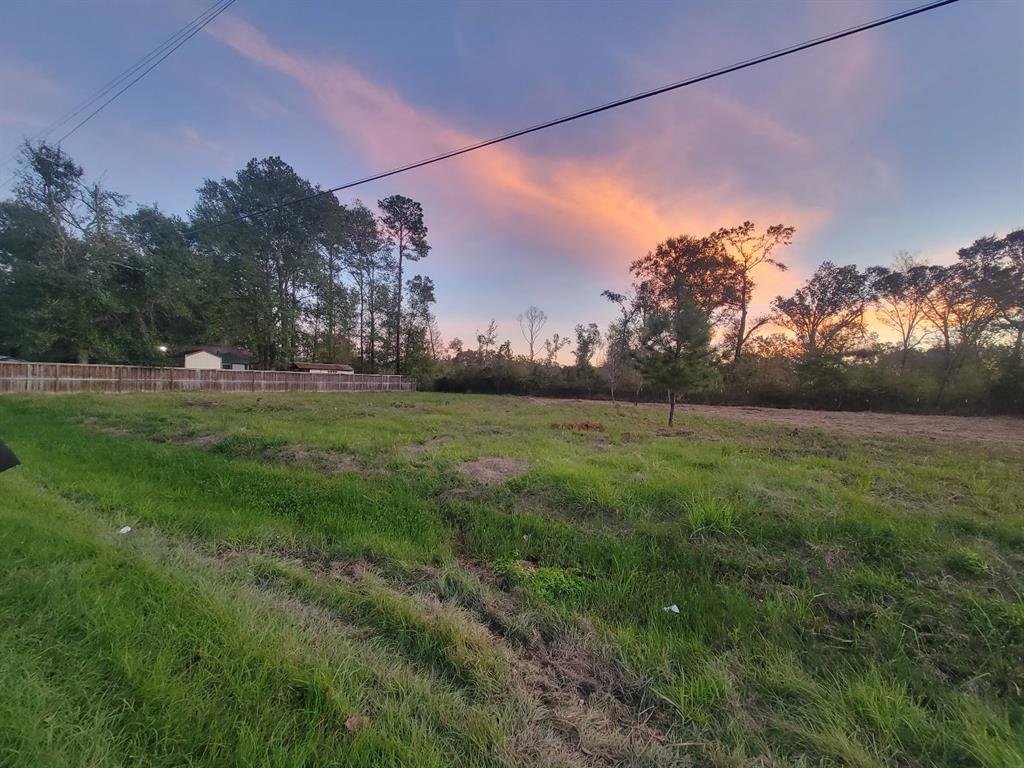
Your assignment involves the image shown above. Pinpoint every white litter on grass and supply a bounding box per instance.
[663,604,680,614]
[118,526,132,535]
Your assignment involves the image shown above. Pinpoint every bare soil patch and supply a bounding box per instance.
[440,557,679,765]
[405,436,451,457]
[526,398,1024,448]
[80,416,132,436]
[677,404,1024,448]
[174,433,223,448]
[552,421,604,431]
[277,446,359,474]
[180,399,224,409]
[458,457,529,486]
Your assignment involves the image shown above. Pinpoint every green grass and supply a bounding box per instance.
[0,392,1021,766]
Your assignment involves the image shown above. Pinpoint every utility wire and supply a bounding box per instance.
[185,0,961,236]
[0,0,234,173]
[54,0,237,146]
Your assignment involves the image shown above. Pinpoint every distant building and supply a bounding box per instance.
[289,362,354,374]
[182,346,252,370]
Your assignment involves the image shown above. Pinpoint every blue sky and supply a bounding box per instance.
[2,0,1021,351]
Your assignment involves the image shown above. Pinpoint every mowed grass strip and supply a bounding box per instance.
[0,392,1021,767]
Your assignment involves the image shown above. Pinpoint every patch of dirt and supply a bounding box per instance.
[180,399,224,409]
[459,457,529,486]
[80,416,132,436]
[277,446,359,475]
[443,556,681,766]
[678,404,1024,448]
[174,433,223,448]
[552,421,604,431]
[405,436,451,456]
[328,558,374,581]
[656,429,697,438]
[523,398,1024,448]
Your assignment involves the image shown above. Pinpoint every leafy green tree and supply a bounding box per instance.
[867,252,931,372]
[542,333,570,366]
[634,289,718,426]
[476,319,498,358]
[342,201,390,371]
[771,262,872,361]
[119,206,224,362]
[306,196,355,363]
[190,157,329,369]
[713,221,794,364]
[401,274,439,378]
[921,235,1016,402]
[601,289,644,403]
[1,143,124,362]
[630,234,738,319]
[996,230,1024,369]
[573,323,601,371]
[378,195,429,374]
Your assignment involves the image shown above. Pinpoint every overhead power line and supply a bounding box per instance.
[54,0,237,146]
[0,0,235,173]
[185,0,961,236]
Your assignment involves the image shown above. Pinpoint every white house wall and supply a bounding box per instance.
[184,351,222,370]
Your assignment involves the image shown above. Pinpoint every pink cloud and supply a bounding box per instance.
[207,14,830,279]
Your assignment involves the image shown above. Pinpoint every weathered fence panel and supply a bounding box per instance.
[0,362,415,394]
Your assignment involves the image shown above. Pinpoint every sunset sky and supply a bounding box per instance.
[2,0,1021,353]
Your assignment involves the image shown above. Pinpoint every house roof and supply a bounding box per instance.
[290,362,354,373]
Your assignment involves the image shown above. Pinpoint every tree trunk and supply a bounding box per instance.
[668,391,676,426]
[395,230,404,375]
[368,268,377,371]
[357,271,365,368]
[935,338,955,406]
[733,278,749,363]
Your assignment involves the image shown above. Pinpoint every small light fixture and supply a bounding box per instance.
[157,345,168,353]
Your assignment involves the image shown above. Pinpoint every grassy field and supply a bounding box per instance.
[0,392,1021,767]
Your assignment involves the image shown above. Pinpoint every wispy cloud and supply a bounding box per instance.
[207,14,831,281]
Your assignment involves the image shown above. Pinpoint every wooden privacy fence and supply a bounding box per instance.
[0,362,415,394]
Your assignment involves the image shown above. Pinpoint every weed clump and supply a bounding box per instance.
[945,547,990,576]
[436,566,485,611]
[686,493,738,535]
[662,661,730,724]
[492,558,588,603]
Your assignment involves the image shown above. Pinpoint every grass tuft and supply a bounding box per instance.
[686,492,739,535]
[945,546,990,577]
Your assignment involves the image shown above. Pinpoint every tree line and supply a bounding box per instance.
[433,224,1022,418]
[2,142,1020,416]
[0,143,438,374]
